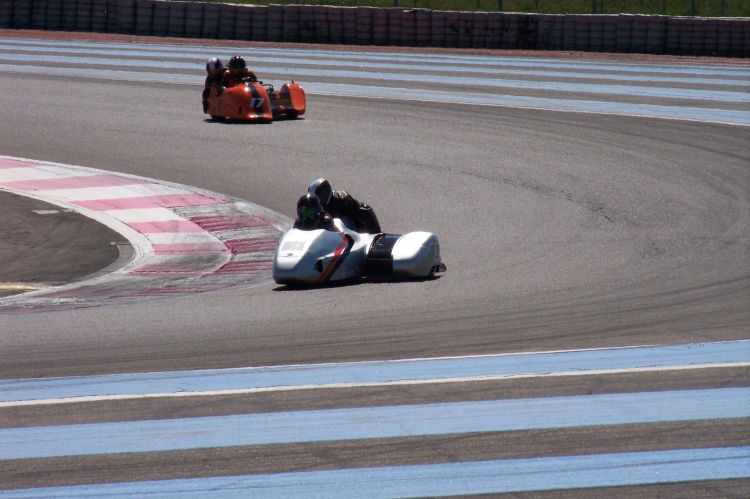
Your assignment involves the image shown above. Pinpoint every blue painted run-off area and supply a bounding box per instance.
[0,52,746,103]
[4,447,749,498]
[1,39,749,125]
[1,340,747,402]
[1,387,748,460]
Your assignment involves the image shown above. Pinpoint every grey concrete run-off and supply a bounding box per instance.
[2,0,749,57]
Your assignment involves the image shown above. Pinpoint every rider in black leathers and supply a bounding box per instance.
[307,178,382,234]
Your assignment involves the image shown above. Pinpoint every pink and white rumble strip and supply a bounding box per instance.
[0,156,289,311]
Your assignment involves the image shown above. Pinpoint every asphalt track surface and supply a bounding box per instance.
[0,191,124,297]
[0,33,748,495]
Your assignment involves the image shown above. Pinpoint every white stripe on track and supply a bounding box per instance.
[0,166,97,184]
[3,36,749,126]
[3,43,748,86]
[145,232,222,244]
[41,184,195,202]
[1,340,747,407]
[1,52,745,102]
[0,165,101,183]
[100,208,187,223]
[2,362,748,408]
[4,38,749,76]
[2,64,747,126]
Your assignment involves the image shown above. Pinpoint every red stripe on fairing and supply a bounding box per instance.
[314,235,350,285]
[126,220,205,233]
[152,243,228,254]
[0,174,150,191]
[0,158,34,169]
[73,194,229,211]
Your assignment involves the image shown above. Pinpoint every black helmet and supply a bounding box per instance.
[228,55,246,70]
[308,178,332,208]
[296,193,323,224]
[205,57,223,74]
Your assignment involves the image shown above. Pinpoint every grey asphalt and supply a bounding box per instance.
[1,76,747,375]
[0,191,124,297]
[0,61,747,494]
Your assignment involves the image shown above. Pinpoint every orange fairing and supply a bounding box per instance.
[206,81,305,122]
[269,82,306,118]
[206,82,272,121]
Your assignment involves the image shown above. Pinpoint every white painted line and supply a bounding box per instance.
[44,184,192,202]
[2,38,750,127]
[0,283,45,291]
[4,39,750,76]
[305,82,750,127]
[12,42,743,85]
[1,340,747,407]
[2,362,748,408]
[0,165,100,183]
[3,63,746,126]
[3,52,747,102]
[46,184,193,202]
[101,207,187,223]
[145,232,224,244]
[31,209,69,215]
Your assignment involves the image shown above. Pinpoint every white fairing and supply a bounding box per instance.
[391,231,442,277]
[273,219,445,285]
[273,223,374,285]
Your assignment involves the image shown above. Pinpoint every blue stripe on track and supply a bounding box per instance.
[1,340,747,403]
[3,447,749,497]
[2,44,747,86]
[308,82,750,125]
[4,38,750,77]
[1,65,746,125]
[0,53,746,103]
[1,388,748,460]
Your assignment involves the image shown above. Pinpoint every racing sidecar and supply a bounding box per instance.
[206,80,305,122]
[273,219,446,286]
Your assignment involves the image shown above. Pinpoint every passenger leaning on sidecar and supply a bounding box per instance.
[294,194,337,231]
[202,57,224,112]
[308,178,382,234]
[222,55,257,88]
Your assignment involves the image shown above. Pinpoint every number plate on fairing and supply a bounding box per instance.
[281,241,305,255]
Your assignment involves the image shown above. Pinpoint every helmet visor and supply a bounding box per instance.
[300,205,318,222]
[315,184,331,206]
